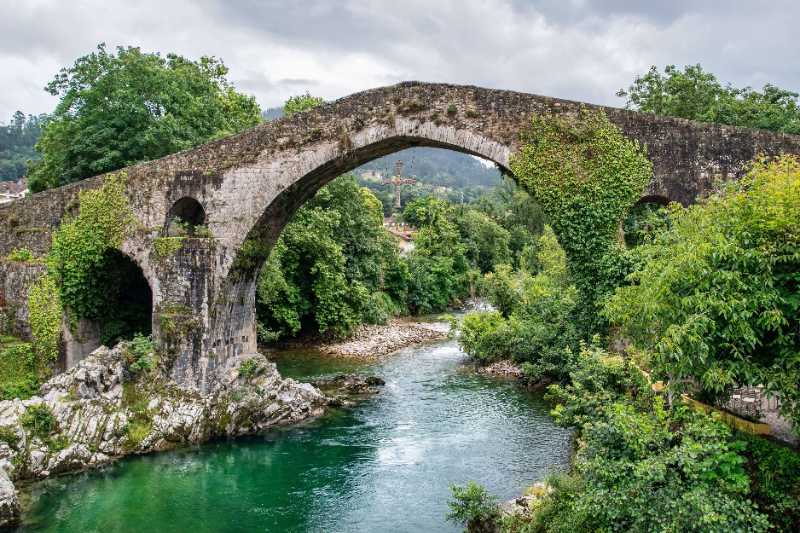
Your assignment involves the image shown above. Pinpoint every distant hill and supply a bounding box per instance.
[261,106,502,188]
[0,112,44,182]
[356,147,501,188]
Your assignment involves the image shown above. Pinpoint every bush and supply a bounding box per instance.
[361,291,402,325]
[458,227,578,381]
[447,481,500,532]
[480,264,521,317]
[6,248,34,262]
[737,433,800,531]
[238,358,259,379]
[124,333,154,373]
[20,403,57,440]
[0,340,42,400]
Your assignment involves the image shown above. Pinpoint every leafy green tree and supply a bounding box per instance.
[447,481,500,533]
[283,92,325,116]
[28,44,261,192]
[532,344,772,533]
[606,156,800,427]
[455,209,511,273]
[480,264,519,317]
[618,64,800,133]
[458,227,578,381]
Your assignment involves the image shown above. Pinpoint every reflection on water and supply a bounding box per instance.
[20,340,572,533]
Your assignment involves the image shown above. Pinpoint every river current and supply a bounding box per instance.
[19,338,572,532]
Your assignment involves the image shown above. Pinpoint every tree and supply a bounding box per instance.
[28,44,261,192]
[618,64,800,134]
[606,155,800,429]
[283,92,325,116]
[256,175,403,340]
[0,112,45,181]
[455,209,511,274]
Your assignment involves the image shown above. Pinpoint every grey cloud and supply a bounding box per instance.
[0,0,799,118]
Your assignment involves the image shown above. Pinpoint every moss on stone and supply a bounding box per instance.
[153,236,185,258]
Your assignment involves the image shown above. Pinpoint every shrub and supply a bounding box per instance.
[238,358,259,379]
[0,341,41,400]
[125,419,152,449]
[539,343,773,532]
[458,227,578,381]
[737,433,800,531]
[447,481,500,532]
[20,403,57,440]
[0,426,20,448]
[458,311,508,363]
[124,333,154,373]
[361,291,401,325]
[6,248,34,262]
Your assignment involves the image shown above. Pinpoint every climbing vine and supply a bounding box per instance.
[24,172,137,365]
[46,172,136,322]
[510,108,652,336]
[27,274,62,365]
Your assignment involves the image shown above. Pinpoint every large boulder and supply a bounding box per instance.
[0,467,19,529]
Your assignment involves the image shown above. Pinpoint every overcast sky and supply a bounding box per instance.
[2,0,799,120]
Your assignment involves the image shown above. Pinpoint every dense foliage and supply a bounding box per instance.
[0,111,44,181]
[606,156,800,428]
[29,44,261,192]
[0,336,39,400]
[466,343,796,532]
[618,64,800,133]
[510,108,652,336]
[534,346,772,532]
[459,227,578,382]
[256,171,540,341]
[447,481,500,533]
[256,175,403,340]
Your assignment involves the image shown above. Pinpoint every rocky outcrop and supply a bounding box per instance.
[0,467,19,529]
[0,343,376,515]
[477,360,524,379]
[312,374,386,406]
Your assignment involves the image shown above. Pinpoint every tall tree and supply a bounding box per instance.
[618,64,800,133]
[28,44,262,192]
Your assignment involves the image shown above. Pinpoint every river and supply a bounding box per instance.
[18,337,572,532]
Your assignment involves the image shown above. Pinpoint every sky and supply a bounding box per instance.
[2,0,799,119]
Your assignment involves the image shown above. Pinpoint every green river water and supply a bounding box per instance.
[18,338,572,532]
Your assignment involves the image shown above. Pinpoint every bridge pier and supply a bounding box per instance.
[149,238,258,392]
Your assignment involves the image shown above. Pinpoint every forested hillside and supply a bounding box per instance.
[0,112,44,181]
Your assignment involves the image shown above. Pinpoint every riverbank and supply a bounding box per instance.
[0,344,383,528]
[279,318,449,359]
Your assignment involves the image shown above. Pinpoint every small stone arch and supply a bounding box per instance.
[166,196,207,236]
[62,248,153,368]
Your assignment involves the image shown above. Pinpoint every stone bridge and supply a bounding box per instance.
[2,82,800,392]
